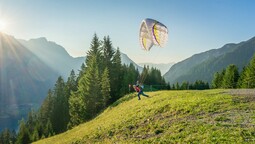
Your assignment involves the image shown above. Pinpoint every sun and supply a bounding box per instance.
[0,19,7,32]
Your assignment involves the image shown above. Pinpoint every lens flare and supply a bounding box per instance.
[0,20,7,31]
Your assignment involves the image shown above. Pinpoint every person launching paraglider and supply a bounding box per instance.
[131,18,168,100]
[133,81,149,100]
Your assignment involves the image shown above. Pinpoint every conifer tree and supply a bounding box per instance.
[0,129,12,144]
[68,93,86,128]
[16,119,31,144]
[31,128,39,142]
[212,69,226,88]
[102,36,114,70]
[192,80,209,90]
[206,82,210,89]
[26,110,36,133]
[167,82,171,90]
[101,68,111,107]
[237,66,247,88]
[188,83,193,90]
[69,55,102,126]
[86,33,102,73]
[77,63,86,81]
[172,84,176,90]
[222,64,239,88]
[180,81,189,90]
[66,70,77,95]
[58,70,78,130]
[84,55,102,116]
[39,89,53,125]
[45,119,54,137]
[176,82,180,90]
[120,65,130,95]
[212,72,221,88]
[3,129,11,144]
[219,69,226,88]
[69,34,103,127]
[120,64,139,96]
[111,47,122,101]
[0,129,17,144]
[242,54,255,88]
[51,76,69,133]
[11,130,17,143]
[141,65,149,84]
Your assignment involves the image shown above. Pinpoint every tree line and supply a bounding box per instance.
[211,54,255,89]
[0,34,168,144]
[166,80,209,90]
[139,66,209,91]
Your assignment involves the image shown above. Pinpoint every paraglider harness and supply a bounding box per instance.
[133,82,145,93]
[134,85,141,92]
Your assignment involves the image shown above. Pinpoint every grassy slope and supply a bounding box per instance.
[35,90,255,143]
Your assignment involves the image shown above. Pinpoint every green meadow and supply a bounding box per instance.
[35,90,255,143]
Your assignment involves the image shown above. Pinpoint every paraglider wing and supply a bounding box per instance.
[139,21,154,51]
[152,21,168,47]
[139,18,168,50]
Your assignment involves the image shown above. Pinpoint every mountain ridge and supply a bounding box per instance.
[0,33,58,131]
[164,36,255,84]
[19,37,143,77]
[18,37,84,78]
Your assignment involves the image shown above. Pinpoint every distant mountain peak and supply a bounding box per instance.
[34,37,47,40]
[28,37,48,43]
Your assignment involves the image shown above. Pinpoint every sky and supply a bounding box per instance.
[0,0,255,63]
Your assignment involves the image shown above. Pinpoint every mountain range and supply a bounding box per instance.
[0,33,142,131]
[18,38,143,77]
[164,36,255,84]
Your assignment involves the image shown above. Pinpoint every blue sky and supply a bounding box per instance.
[1,0,255,63]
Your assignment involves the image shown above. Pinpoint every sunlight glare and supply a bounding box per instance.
[0,19,7,32]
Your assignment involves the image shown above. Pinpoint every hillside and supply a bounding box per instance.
[164,36,255,84]
[35,89,255,143]
[0,33,58,131]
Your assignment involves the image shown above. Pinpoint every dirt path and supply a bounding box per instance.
[228,89,255,96]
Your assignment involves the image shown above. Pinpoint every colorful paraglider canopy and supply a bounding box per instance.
[139,18,168,51]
